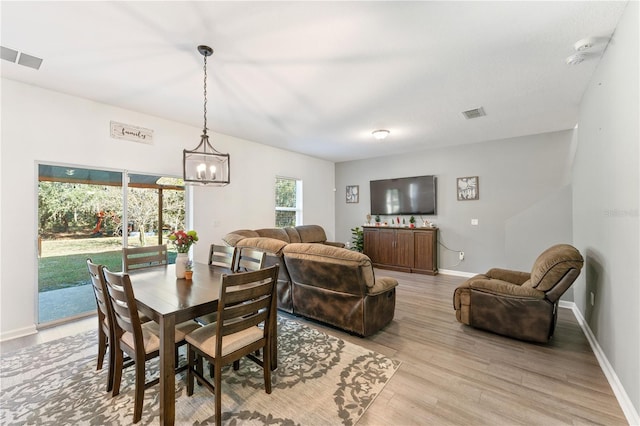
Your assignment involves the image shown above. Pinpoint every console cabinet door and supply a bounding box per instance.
[363,228,379,263]
[376,229,396,265]
[414,230,436,273]
[395,230,414,268]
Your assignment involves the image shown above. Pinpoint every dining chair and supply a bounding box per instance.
[195,245,239,328]
[123,244,168,272]
[86,259,116,392]
[102,267,201,423]
[185,265,279,426]
[208,244,237,271]
[235,247,266,272]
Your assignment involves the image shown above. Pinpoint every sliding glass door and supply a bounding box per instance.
[37,165,184,325]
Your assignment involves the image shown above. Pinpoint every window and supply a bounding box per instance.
[275,176,302,227]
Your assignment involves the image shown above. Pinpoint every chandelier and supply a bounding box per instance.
[183,45,230,186]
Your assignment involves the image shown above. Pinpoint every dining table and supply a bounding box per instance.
[130,262,278,426]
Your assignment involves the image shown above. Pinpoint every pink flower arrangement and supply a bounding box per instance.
[167,229,199,253]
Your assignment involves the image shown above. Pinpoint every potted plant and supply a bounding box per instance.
[350,226,364,253]
[409,216,416,228]
[167,229,199,278]
[375,215,381,226]
[184,260,193,280]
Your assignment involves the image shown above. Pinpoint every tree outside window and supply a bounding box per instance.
[275,177,302,227]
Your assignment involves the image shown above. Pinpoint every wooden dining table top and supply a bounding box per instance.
[130,262,230,323]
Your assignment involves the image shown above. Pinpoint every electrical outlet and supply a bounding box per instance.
[590,292,595,306]
[459,251,465,261]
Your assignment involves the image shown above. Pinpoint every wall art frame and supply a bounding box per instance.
[346,185,359,203]
[457,176,479,201]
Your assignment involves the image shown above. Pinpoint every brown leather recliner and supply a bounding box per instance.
[283,243,398,337]
[453,244,584,343]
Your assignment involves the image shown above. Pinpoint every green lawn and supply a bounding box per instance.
[38,237,177,292]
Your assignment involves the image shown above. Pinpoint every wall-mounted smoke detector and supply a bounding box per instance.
[565,36,610,66]
[566,53,587,65]
[462,107,486,120]
[574,37,596,52]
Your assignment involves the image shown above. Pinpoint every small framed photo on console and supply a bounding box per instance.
[457,176,479,200]
[346,185,359,203]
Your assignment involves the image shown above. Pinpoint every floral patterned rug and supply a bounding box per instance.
[0,316,400,425]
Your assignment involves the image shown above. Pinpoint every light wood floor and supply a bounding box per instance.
[1,270,628,425]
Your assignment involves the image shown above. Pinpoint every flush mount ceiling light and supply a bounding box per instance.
[372,129,390,140]
[183,45,230,186]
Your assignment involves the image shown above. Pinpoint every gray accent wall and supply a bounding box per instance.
[335,129,575,281]
[573,0,639,418]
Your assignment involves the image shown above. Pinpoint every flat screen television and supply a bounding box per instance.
[370,175,437,215]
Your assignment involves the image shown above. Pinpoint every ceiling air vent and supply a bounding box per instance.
[18,52,43,70]
[462,107,486,120]
[1,45,43,70]
[1,46,19,63]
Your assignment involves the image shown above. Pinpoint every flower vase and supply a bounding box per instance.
[175,253,188,278]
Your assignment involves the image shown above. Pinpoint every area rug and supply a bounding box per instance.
[0,316,400,425]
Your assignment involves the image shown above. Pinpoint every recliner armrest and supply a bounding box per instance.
[324,241,346,248]
[486,268,531,285]
[368,276,398,295]
[466,278,545,299]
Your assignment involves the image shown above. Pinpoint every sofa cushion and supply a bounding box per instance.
[237,237,289,256]
[255,228,291,243]
[222,230,259,246]
[529,244,584,292]
[284,227,301,243]
[283,243,375,288]
[295,225,327,243]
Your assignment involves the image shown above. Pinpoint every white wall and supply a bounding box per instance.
[335,130,575,276]
[573,0,639,419]
[0,79,335,340]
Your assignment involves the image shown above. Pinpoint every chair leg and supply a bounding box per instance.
[233,360,240,371]
[112,348,124,397]
[97,329,106,371]
[264,343,272,394]
[187,345,195,396]
[106,338,115,392]
[215,363,222,426]
[133,354,145,423]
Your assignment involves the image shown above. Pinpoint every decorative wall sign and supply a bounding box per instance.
[346,185,359,203]
[457,176,479,200]
[110,121,154,144]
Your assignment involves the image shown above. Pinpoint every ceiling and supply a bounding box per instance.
[0,1,629,163]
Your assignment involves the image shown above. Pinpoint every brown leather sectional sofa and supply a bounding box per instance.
[222,225,398,336]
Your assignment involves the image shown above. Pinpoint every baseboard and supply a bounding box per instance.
[438,269,476,278]
[559,301,640,426]
[0,324,37,342]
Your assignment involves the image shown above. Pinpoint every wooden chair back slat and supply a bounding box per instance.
[235,248,266,272]
[123,245,168,272]
[209,244,237,271]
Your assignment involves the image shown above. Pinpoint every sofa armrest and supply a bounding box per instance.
[368,276,398,295]
[466,278,544,299]
[324,241,346,248]
[485,268,531,285]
